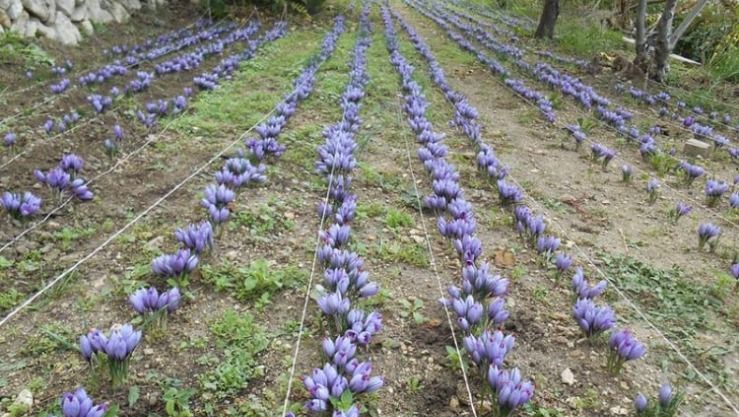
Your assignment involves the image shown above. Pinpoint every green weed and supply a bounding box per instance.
[199,310,269,400]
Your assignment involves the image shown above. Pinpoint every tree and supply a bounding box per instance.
[632,0,710,81]
[535,0,560,39]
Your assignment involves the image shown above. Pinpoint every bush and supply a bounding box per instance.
[202,0,327,19]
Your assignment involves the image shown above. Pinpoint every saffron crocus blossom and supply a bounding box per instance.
[214,158,266,188]
[151,249,199,287]
[607,328,646,374]
[79,324,142,386]
[668,202,691,224]
[497,179,523,205]
[572,298,615,338]
[70,179,94,201]
[730,263,739,280]
[1,192,41,219]
[646,178,660,203]
[704,179,729,207]
[536,235,560,260]
[113,124,124,140]
[60,388,108,417]
[4,132,16,148]
[201,183,235,225]
[175,221,213,254]
[43,119,55,134]
[35,167,70,196]
[103,139,119,159]
[129,287,181,328]
[60,153,85,176]
[345,309,382,346]
[591,143,616,169]
[554,253,572,273]
[487,366,535,414]
[697,223,721,251]
[730,193,739,209]
[571,267,607,299]
[677,161,704,185]
[463,330,515,368]
[634,393,648,413]
[621,165,632,182]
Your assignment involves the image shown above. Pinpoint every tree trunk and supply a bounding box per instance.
[633,0,648,72]
[534,0,559,39]
[650,0,677,81]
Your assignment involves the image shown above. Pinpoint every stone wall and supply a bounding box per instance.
[0,0,165,45]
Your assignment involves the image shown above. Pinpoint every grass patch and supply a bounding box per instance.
[229,201,296,239]
[202,259,306,307]
[199,310,269,404]
[384,207,414,231]
[173,27,326,135]
[374,239,428,267]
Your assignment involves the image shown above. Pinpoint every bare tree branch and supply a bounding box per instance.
[669,0,710,49]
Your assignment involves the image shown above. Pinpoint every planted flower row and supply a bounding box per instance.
[383,6,534,415]
[288,8,385,416]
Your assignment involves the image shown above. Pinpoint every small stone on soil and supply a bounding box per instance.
[561,368,576,385]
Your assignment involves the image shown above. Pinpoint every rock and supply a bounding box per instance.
[0,0,10,10]
[117,0,140,11]
[7,0,23,19]
[15,389,33,409]
[683,138,711,158]
[86,0,111,22]
[449,396,460,410]
[104,0,127,22]
[69,4,84,20]
[78,18,91,33]
[34,16,55,37]
[22,0,55,22]
[0,9,10,28]
[51,11,79,44]
[561,368,576,385]
[56,0,73,15]
[609,406,628,415]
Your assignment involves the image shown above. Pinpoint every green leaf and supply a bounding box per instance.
[128,385,140,408]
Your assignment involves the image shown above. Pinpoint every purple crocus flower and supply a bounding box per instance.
[621,165,632,182]
[705,179,729,206]
[669,201,692,224]
[3,132,16,147]
[729,263,738,280]
[658,384,673,407]
[571,267,607,299]
[555,253,572,273]
[536,235,560,255]
[497,179,523,205]
[60,153,85,175]
[113,124,124,140]
[129,287,181,315]
[60,388,106,417]
[607,329,646,373]
[646,178,660,203]
[697,223,720,250]
[1,192,42,219]
[730,193,739,209]
[175,221,213,254]
[572,298,615,337]
[487,366,534,412]
[634,393,648,413]
[151,249,199,279]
